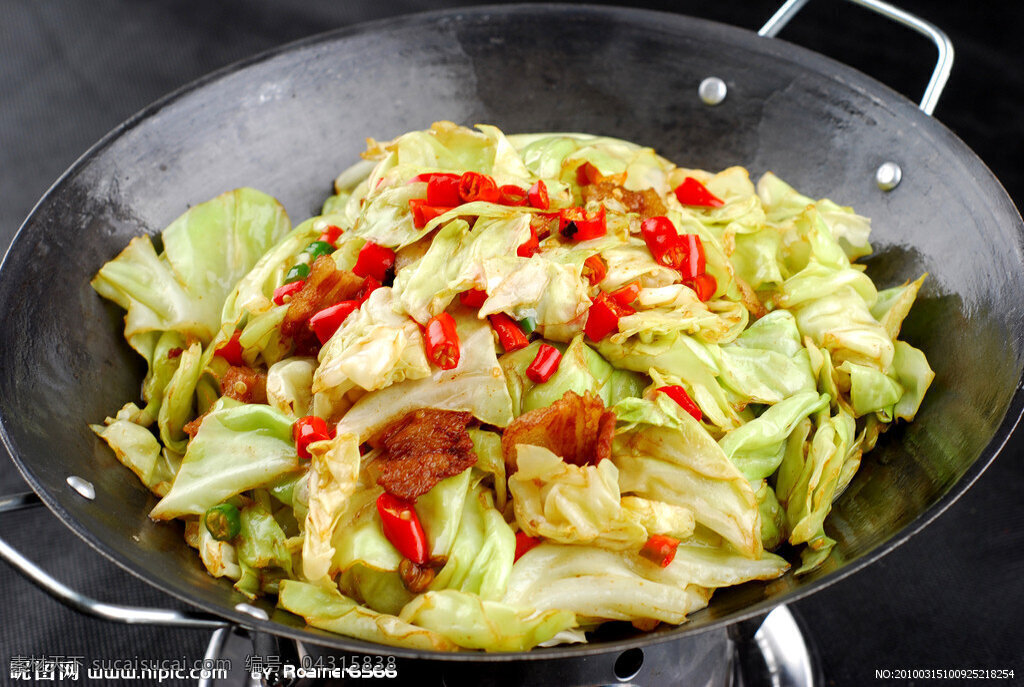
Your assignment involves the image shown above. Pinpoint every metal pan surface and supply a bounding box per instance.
[1,4,1022,659]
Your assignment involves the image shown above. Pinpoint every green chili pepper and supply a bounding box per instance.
[302,240,334,262]
[284,262,311,284]
[519,316,538,335]
[204,503,241,541]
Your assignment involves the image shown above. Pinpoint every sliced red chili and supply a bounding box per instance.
[318,224,344,246]
[640,216,685,269]
[309,300,360,344]
[272,280,304,306]
[353,242,396,282]
[526,344,562,384]
[489,313,529,352]
[527,180,550,210]
[684,272,717,302]
[559,206,607,241]
[214,330,245,366]
[583,254,607,285]
[458,172,500,204]
[584,292,634,341]
[575,161,602,186]
[293,415,333,460]
[674,177,724,207]
[610,281,641,306]
[424,312,460,370]
[459,288,489,308]
[517,226,540,258]
[657,385,702,422]
[356,276,381,305]
[639,534,680,568]
[426,174,463,207]
[514,531,541,562]
[678,234,707,281]
[408,198,453,229]
[498,185,529,206]
[376,493,428,565]
[410,172,460,185]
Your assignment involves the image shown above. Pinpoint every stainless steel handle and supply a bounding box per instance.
[759,0,954,115]
[0,490,229,630]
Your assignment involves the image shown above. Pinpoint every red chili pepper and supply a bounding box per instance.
[584,292,634,341]
[309,300,360,344]
[317,224,344,246]
[526,344,562,383]
[527,180,550,210]
[678,234,707,281]
[357,276,381,305]
[489,313,529,352]
[353,242,396,282]
[684,272,718,302]
[293,415,333,460]
[514,531,541,561]
[214,330,245,366]
[517,226,540,258]
[376,493,429,565]
[459,288,489,308]
[420,172,459,182]
[425,174,463,207]
[458,172,500,203]
[575,161,602,186]
[272,280,304,306]
[408,198,453,229]
[640,216,685,270]
[498,184,529,206]
[639,534,680,568]
[583,254,607,285]
[424,312,460,370]
[610,281,641,306]
[657,385,702,422]
[674,177,724,207]
[559,206,607,241]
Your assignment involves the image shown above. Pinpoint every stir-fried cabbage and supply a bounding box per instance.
[90,122,933,652]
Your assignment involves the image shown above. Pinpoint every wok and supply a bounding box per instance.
[1,0,1022,669]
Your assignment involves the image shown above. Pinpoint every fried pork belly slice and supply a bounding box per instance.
[281,255,364,354]
[581,181,667,219]
[374,409,476,502]
[220,365,268,404]
[501,391,616,474]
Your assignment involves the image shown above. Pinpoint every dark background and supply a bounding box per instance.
[1,1,1021,685]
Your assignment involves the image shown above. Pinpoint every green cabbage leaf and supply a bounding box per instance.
[149,402,301,519]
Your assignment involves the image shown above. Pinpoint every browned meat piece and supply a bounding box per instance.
[183,414,205,439]
[576,161,667,219]
[281,255,364,355]
[501,391,616,474]
[582,181,667,219]
[398,557,447,593]
[374,409,477,501]
[220,365,268,404]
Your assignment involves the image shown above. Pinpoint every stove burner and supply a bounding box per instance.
[197,606,820,687]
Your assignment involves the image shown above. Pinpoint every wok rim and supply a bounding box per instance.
[2,2,1023,661]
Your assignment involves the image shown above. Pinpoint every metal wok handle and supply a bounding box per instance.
[759,0,954,115]
[0,491,229,630]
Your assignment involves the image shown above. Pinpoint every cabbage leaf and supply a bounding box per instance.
[399,590,576,652]
[149,403,301,519]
